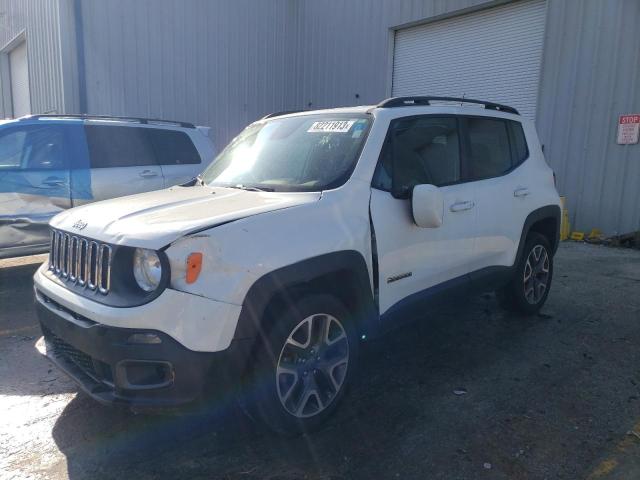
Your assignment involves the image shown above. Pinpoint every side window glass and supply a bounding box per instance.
[0,125,68,170]
[146,128,201,165]
[373,116,460,196]
[85,125,156,168]
[467,118,511,179]
[0,129,26,168]
[371,139,393,191]
[509,121,529,166]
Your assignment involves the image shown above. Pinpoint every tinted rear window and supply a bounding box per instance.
[147,129,200,165]
[85,125,156,168]
[466,118,512,180]
[509,121,529,165]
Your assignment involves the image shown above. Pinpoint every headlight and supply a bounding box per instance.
[133,248,162,292]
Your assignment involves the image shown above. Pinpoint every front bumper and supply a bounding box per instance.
[33,263,242,352]
[35,291,252,409]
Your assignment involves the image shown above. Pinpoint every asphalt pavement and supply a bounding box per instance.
[1,243,640,480]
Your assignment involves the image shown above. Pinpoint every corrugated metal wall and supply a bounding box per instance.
[2,0,638,234]
[79,0,300,151]
[537,0,640,235]
[78,0,495,148]
[0,0,76,117]
[295,0,640,235]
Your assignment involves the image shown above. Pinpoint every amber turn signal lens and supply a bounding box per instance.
[186,252,203,284]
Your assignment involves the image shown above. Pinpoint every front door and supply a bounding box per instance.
[370,115,477,316]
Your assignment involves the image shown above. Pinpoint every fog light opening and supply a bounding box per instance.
[116,360,174,390]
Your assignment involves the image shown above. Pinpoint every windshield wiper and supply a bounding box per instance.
[225,184,275,192]
[182,175,204,187]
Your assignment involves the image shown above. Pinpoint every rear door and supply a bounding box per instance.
[0,123,72,255]
[82,124,164,203]
[464,116,530,273]
[146,128,203,187]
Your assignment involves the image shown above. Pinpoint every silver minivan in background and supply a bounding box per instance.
[0,114,215,259]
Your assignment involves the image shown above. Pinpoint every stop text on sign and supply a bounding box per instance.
[617,114,640,145]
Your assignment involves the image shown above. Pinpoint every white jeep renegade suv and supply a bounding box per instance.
[34,97,561,433]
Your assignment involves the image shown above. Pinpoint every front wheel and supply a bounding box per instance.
[247,294,359,434]
[497,232,554,315]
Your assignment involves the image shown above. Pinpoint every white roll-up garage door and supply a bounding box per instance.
[392,0,546,120]
[9,41,31,118]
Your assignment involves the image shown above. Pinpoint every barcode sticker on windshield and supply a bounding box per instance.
[307,120,356,133]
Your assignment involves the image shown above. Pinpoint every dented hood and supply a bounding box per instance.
[50,186,321,249]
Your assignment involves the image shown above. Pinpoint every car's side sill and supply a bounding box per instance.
[378,265,513,334]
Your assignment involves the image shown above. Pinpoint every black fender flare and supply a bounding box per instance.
[232,250,377,343]
[514,205,561,266]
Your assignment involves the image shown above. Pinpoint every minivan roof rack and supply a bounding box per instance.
[261,110,304,120]
[22,114,196,128]
[376,96,519,115]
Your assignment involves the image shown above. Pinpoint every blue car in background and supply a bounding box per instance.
[0,114,214,259]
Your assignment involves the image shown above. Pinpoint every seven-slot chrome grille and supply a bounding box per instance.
[48,229,112,294]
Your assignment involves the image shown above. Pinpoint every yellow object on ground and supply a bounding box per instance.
[560,196,570,241]
[589,228,603,239]
[570,231,585,241]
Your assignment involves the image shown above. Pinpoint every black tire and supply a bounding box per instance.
[497,232,554,315]
[244,294,359,435]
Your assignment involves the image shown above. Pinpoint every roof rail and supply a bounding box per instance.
[261,110,304,120]
[376,96,519,115]
[22,113,196,128]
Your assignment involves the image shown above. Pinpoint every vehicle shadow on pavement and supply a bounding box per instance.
[0,261,42,329]
[0,258,77,397]
[49,294,544,479]
[0,335,77,397]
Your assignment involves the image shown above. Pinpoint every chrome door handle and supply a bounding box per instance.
[514,187,530,197]
[41,177,67,187]
[450,201,475,212]
[139,170,158,178]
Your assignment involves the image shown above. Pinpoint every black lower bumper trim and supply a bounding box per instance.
[36,295,252,409]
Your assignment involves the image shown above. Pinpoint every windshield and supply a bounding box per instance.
[201,114,371,191]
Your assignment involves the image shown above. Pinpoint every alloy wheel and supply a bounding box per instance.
[276,313,349,418]
[523,244,550,304]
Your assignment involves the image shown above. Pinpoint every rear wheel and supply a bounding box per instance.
[246,294,358,434]
[497,232,553,315]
